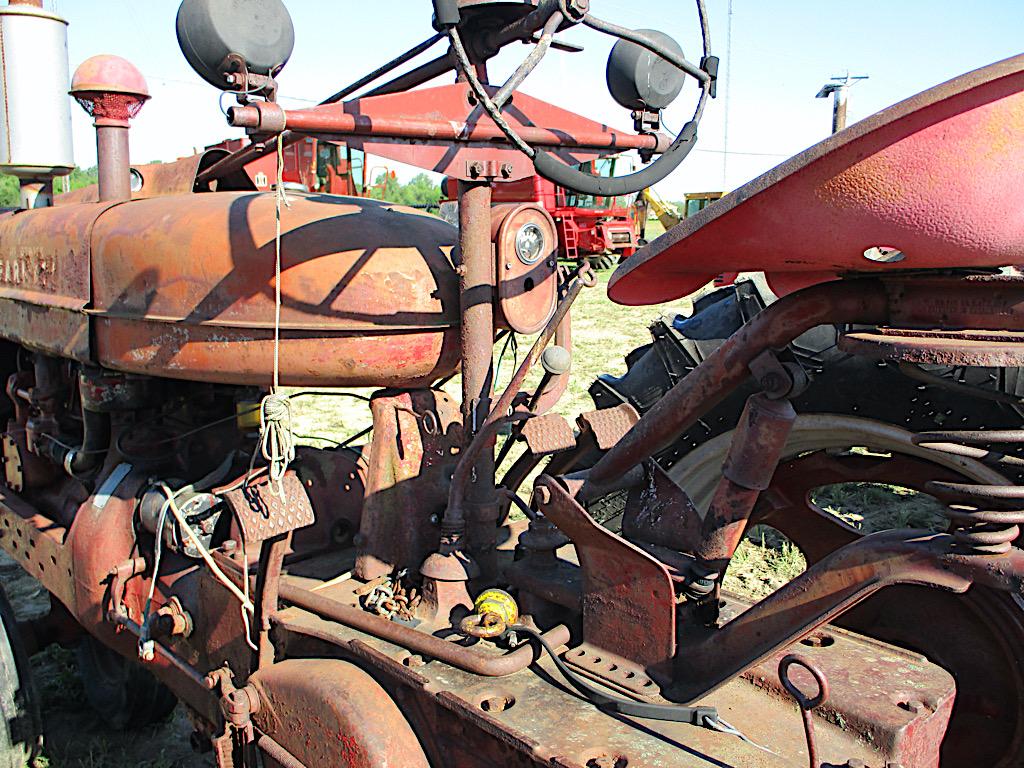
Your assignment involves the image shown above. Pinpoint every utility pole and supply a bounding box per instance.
[815,72,868,133]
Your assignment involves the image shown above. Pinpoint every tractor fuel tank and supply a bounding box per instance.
[88,192,461,386]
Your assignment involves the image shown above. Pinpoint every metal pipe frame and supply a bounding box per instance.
[195,33,450,186]
[584,275,1024,498]
[95,122,131,202]
[226,100,661,154]
[275,578,570,677]
[447,271,590,530]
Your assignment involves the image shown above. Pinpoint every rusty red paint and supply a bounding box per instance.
[70,54,150,102]
[610,54,1024,304]
[840,326,1024,366]
[89,192,461,386]
[535,475,677,679]
[673,529,1024,703]
[248,659,430,768]
[695,393,795,568]
[277,582,954,767]
[492,203,558,335]
[354,389,463,581]
[3,8,1024,766]
[275,578,570,678]
[758,448,1024,765]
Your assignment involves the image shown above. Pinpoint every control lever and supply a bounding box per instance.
[779,654,830,768]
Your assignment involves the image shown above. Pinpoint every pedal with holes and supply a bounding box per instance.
[563,644,661,700]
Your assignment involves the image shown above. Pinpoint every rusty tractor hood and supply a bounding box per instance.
[0,190,462,387]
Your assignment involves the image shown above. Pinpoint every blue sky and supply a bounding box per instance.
[45,0,1024,197]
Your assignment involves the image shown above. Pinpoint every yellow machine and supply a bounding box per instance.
[636,188,725,242]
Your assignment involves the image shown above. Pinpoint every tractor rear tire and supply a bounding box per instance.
[76,636,177,730]
[0,587,42,768]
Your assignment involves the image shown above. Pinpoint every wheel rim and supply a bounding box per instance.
[669,414,1024,768]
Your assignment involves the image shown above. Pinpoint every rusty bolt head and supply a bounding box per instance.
[500,163,513,178]
[221,685,261,727]
[898,700,924,714]
[561,0,590,22]
[800,632,834,648]
[403,654,425,668]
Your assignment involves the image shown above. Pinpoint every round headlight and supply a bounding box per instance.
[515,223,546,264]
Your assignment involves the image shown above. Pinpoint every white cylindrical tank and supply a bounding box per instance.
[0,3,74,180]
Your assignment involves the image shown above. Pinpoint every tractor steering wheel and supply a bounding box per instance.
[436,0,714,196]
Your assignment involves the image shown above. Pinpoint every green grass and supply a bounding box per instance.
[722,481,950,599]
[289,266,699,452]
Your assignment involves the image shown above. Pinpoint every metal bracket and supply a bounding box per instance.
[535,475,676,679]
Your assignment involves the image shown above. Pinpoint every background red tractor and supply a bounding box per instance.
[207,136,394,197]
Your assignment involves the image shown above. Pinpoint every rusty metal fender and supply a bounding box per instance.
[248,658,430,768]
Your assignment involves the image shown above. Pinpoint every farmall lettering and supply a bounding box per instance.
[0,2,1021,768]
[0,251,55,287]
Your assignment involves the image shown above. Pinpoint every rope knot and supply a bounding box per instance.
[258,392,295,498]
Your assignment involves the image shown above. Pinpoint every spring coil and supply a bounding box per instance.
[913,430,1024,554]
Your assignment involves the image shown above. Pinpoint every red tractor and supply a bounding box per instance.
[208,136,395,197]
[0,1,1023,767]
[444,154,640,269]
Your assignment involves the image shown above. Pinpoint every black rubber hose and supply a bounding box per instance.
[68,408,110,476]
[533,120,698,196]
[511,624,718,724]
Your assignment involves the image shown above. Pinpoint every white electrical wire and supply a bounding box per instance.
[158,483,258,651]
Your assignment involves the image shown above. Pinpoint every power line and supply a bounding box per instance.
[722,0,734,186]
[696,147,793,158]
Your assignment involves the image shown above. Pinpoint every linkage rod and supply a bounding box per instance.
[197,32,446,186]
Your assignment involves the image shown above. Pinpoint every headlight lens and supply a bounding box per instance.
[515,223,546,264]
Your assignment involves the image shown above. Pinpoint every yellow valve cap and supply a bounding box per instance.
[473,589,519,627]
[236,401,262,431]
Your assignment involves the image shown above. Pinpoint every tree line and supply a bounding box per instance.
[0,167,98,207]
